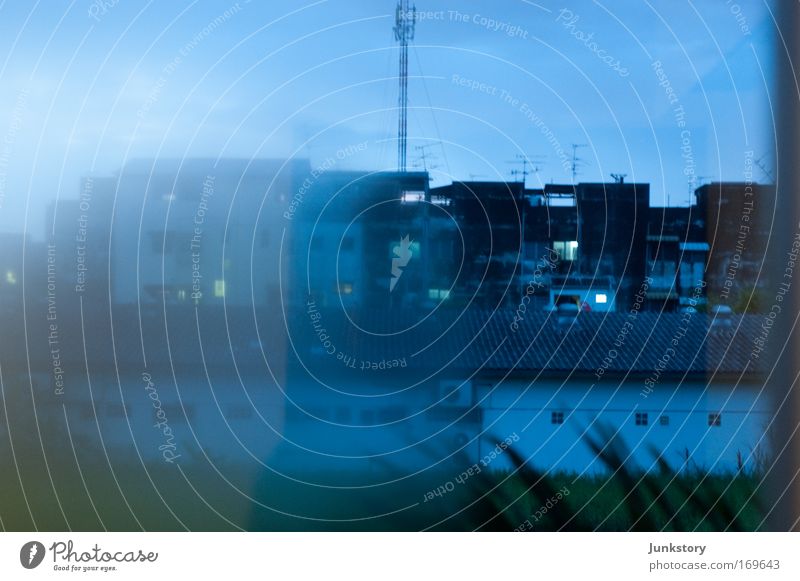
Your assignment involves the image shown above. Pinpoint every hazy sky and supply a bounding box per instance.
[0,0,776,237]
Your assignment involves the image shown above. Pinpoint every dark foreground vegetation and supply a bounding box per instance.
[0,426,764,531]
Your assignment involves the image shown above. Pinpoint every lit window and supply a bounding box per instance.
[428,288,450,300]
[177,289,186,301]
[337,282,353,295]
[551,411,564,425]
[635,412,648,426]
[5,270,16,284]
[595,293,607,304]
[708,412,721,427]
[659,415,670,426]
[552,240,578,261]
[214,279,225,297]
[401,190,424,203]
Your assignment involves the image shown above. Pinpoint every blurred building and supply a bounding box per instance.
[100,158,310,308]
[287,170,459,311]
[695,181,774,310]
[431,179,651,312]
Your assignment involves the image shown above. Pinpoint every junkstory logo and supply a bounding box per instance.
[390,235,413,292]
[20,541,45,569]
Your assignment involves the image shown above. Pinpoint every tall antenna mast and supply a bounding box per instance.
[394,1,416,172]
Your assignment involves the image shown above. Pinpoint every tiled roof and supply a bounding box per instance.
[291,307,765,377]
[3,302,764,378]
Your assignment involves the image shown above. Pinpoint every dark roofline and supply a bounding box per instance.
[474,368,763,384]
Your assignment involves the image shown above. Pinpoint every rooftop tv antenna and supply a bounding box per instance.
[755,154,775,182]
[507,154,546,185]
[570,143,587,183]
[413,144,439,172]
[394,0,416,172]
[610,173,627,184]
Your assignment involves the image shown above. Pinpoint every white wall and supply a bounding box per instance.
[477,377,771,474]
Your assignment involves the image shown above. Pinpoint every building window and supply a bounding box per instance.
[552,240,578,262]
[157,404,193,422]
[428,288,451,300]
[336,282,353,295]
[659,415,669,426]
[177,289,186,301]
[107,403,128,418]
[228,406,253,420]
[5,270,16,284]
[214,279,225,297]
[401,190,425,203]
[360,409,375,425]
[150,232,177,253]
[595,292,607,304]
[635,412,648,426]
[80,403,96,420]
[378,406,406,422]
[551,411,564,425]
[708,412,722,427]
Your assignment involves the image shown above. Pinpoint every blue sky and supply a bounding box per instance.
[0,0,776,236]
